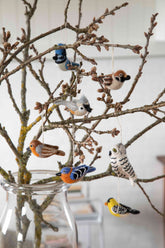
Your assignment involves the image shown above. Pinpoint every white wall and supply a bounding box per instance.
[0,55,164,248]
[0,0,165,56]
[0,0,164,247]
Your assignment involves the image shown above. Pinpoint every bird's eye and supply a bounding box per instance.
[119,73,123,77]
[112,148,117,153]
[80,106,84,110]
[30,145,33,147]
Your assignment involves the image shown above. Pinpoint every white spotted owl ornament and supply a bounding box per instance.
[109,143,137,186]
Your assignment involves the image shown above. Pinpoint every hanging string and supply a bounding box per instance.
[117,176,120,213]
[111,46,123,144]
[41,112,45,144]
[111,46,123,210]
[111,45,115,75]
[116,116,123,144]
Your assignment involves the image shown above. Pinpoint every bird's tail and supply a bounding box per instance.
[128,209,140,215]
[129,176,137,186]
[71,61,79,67]
[56,150,65,156]
[87,166,96,173]
[54,100,66,106]
[54,100,73,110]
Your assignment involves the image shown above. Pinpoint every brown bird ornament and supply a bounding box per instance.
[91,67,131,90]
[29,140,65,158]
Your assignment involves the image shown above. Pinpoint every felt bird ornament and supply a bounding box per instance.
[54,95,92,116]
[56,165,96,184]
[52,43,79,71]
[29,140,65,158]
[91,66,130,90]
[109,143,137,186]
[104,197,140,217]
[103,70,131,90]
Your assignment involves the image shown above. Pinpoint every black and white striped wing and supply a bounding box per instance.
[112,204,128,215]
[71,167,88,180]
[118,156,135,178]
[122,161,136,178]
[111,156,127,178]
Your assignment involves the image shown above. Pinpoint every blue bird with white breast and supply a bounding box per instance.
[53,43,80,71]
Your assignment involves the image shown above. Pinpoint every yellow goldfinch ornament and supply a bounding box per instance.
[104,198,140,217]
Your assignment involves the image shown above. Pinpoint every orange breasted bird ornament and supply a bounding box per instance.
[29,140,65,158]
[56,165,96,184]
[54,95,92,116]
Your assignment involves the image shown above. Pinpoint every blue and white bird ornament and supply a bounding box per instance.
[53,43,80,71]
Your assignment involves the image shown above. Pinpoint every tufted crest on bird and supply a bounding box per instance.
[109,143,137,186]
[104,197,140,217]
[52,43,80,71]
[54,95,92,116]
[56,165,96,184]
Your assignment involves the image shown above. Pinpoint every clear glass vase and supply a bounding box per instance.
[0,170,78,248]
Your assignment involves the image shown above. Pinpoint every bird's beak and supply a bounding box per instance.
[104,202,108,206]
[26,147,31,153]
[56,172,61,176]
[83,104,92,113]
[125,75,131,80]
[52,55,57,60]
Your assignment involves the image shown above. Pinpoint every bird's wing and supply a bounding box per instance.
[36,144,42,155]
[119,203,131,213]
[44,144,59,149]
[112,204,128,214]
[103,74,113,85]
[64,101,77,111]
[40,145,59,158]
[71,167,86,180]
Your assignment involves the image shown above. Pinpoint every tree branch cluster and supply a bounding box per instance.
[0,0,164,218]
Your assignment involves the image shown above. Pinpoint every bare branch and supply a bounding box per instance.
[5,76,22,118]
[152,88,165,105]
[125,116,165,148]
[137,174,165,183]
[0,124,21,159]
[47,101,165,127]
[64,0,71,25]
[122,13,158,104]
[137,181,164,216]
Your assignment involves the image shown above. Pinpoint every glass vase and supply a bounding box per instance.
[0,170,78,248]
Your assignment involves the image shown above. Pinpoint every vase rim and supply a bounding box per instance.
[0,169,69,195]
